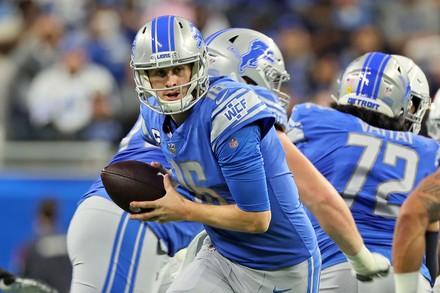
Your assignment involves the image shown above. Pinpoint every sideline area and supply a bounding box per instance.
[0,141,116,273]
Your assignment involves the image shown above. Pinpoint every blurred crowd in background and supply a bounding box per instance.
[0,0,439,144]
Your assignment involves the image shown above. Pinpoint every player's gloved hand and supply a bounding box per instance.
[344,245,391,282]
[0,269,58,293]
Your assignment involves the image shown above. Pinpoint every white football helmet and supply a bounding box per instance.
[392,55,431,134]
[205,28,291,108]
[427,89,440,141]
[130,15,209,114]
[336,52,411,119]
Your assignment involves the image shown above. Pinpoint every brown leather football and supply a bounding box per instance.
[101,160,166,213]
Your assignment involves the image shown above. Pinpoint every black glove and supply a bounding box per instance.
[0,268,58,293]
[0,268,16,286]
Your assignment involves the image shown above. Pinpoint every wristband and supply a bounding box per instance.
[394,272,419,293]
[344,244,390,281]
[345,245,375,272]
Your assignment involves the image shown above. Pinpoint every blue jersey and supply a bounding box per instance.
[79,114,204,256]
[140,76,318,270]
[287,103,440,281]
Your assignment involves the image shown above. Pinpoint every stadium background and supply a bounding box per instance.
[0,0,439,277]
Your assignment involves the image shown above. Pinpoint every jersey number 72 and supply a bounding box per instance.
[342,133,418,218]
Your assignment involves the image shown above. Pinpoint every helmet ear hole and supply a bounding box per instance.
[228,35,239,44]
[243,76,257,85]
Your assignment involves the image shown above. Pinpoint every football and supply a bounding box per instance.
[101,160,166,214]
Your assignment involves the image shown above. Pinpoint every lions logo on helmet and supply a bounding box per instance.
[190,23,204,49]
[228,39,276,73]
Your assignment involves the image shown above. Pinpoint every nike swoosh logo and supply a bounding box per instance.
[215,90,229,105]
[273,288,292,293]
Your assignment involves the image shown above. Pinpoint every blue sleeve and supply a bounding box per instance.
[210,87,275,151]
[139,104,161,146]
[215,123,270,212]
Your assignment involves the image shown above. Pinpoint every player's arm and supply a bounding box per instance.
[163,185,271,233]
[277,130,390,280]
[277,130,361,254]
[130,124,271,233]
[393,170,440,292]
[130,180,271,234]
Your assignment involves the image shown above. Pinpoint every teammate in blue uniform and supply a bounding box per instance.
[204,27,391,282]
[287,52,439,292]
[67,114,204,293]
[128,16,321,292]
[205,28,290,129]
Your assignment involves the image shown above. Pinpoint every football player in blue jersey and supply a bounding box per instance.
[204,27,391,282]
[393,168,440,293]
[287,52,438,292]
[66,115,204,293]
[128,15,321,292]
[205,28,291,129]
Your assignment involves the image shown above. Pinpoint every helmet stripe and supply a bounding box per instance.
[154,15,174,53]
[372,54,391,100]
[205,28,234,45]
[356,52,374,96]
[168,15,175,51]
[357,52,391,100]
[151,17,157,53]
[361,52,382,98]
